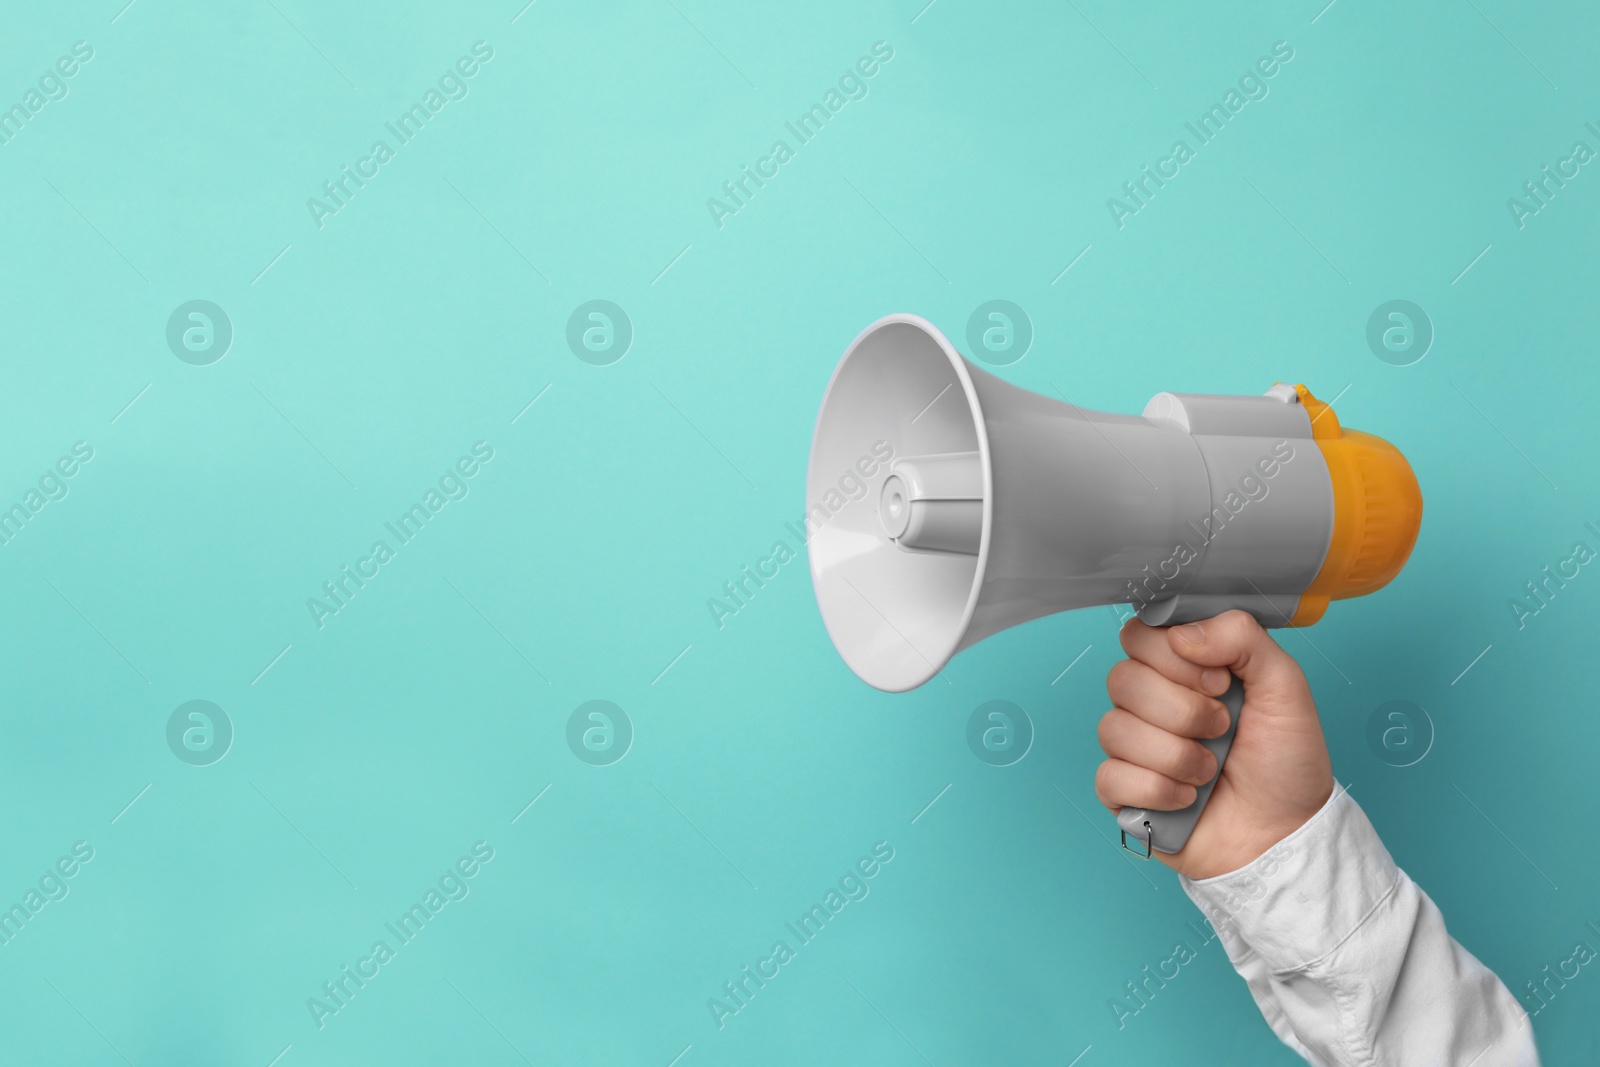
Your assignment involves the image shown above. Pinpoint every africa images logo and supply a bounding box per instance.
[306,442,495,629]
[705,841,894,1029]
[0,40,94,150]
[705,41,896,230]
[305,42,495,229]
[305,841,495,1029]
[706,440,895,630]
[1105,40,1295,229]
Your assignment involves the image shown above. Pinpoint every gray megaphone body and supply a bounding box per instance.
[806,315,1422,855]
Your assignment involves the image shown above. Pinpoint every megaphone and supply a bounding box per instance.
[806,314,1422,855]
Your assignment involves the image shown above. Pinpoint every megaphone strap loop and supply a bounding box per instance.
[1120,821,1154,860]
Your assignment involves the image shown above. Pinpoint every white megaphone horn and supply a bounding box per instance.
[806,315,1422,856]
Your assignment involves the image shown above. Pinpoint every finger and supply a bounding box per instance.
[1166,610,1310,701]
[1094,757,1197,812]
[1097,708,1218,786]
[1105,659,1231,739]
[1121,618,1232,697]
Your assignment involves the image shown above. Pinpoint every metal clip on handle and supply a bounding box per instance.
[1116,673,1244,858]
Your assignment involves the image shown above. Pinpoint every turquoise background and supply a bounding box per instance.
[1,0,1597,1063]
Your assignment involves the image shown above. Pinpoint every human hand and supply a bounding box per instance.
[1094,610,1335,880]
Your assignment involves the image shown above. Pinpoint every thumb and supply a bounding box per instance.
[1166,610,1310,708]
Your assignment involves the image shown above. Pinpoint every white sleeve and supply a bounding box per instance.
[1178,784,1540,1067]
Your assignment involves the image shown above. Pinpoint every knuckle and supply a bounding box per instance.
[1218,609,1261,642]
[1179,740,1216,784]
[1105,659,1135,696]
[1158,734,1196,781]
[1118,618,1146,654]
[1151,774,1193,808]
[1182,693,1219,735]
[1158,656,1203,686]
[1144,777,1180,810]
[1096,711,1118,749]
[1152,732,1183,773]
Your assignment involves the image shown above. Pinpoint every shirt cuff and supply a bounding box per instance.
[1178,784,1402,974]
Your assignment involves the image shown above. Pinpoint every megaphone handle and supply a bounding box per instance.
[1116,673,1244,857]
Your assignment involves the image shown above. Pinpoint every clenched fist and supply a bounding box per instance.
[1094,610,1335,880]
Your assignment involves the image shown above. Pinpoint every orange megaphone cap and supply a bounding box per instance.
[1288,384,1423,626]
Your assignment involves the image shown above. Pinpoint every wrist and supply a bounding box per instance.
[1181,778,1335,879]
